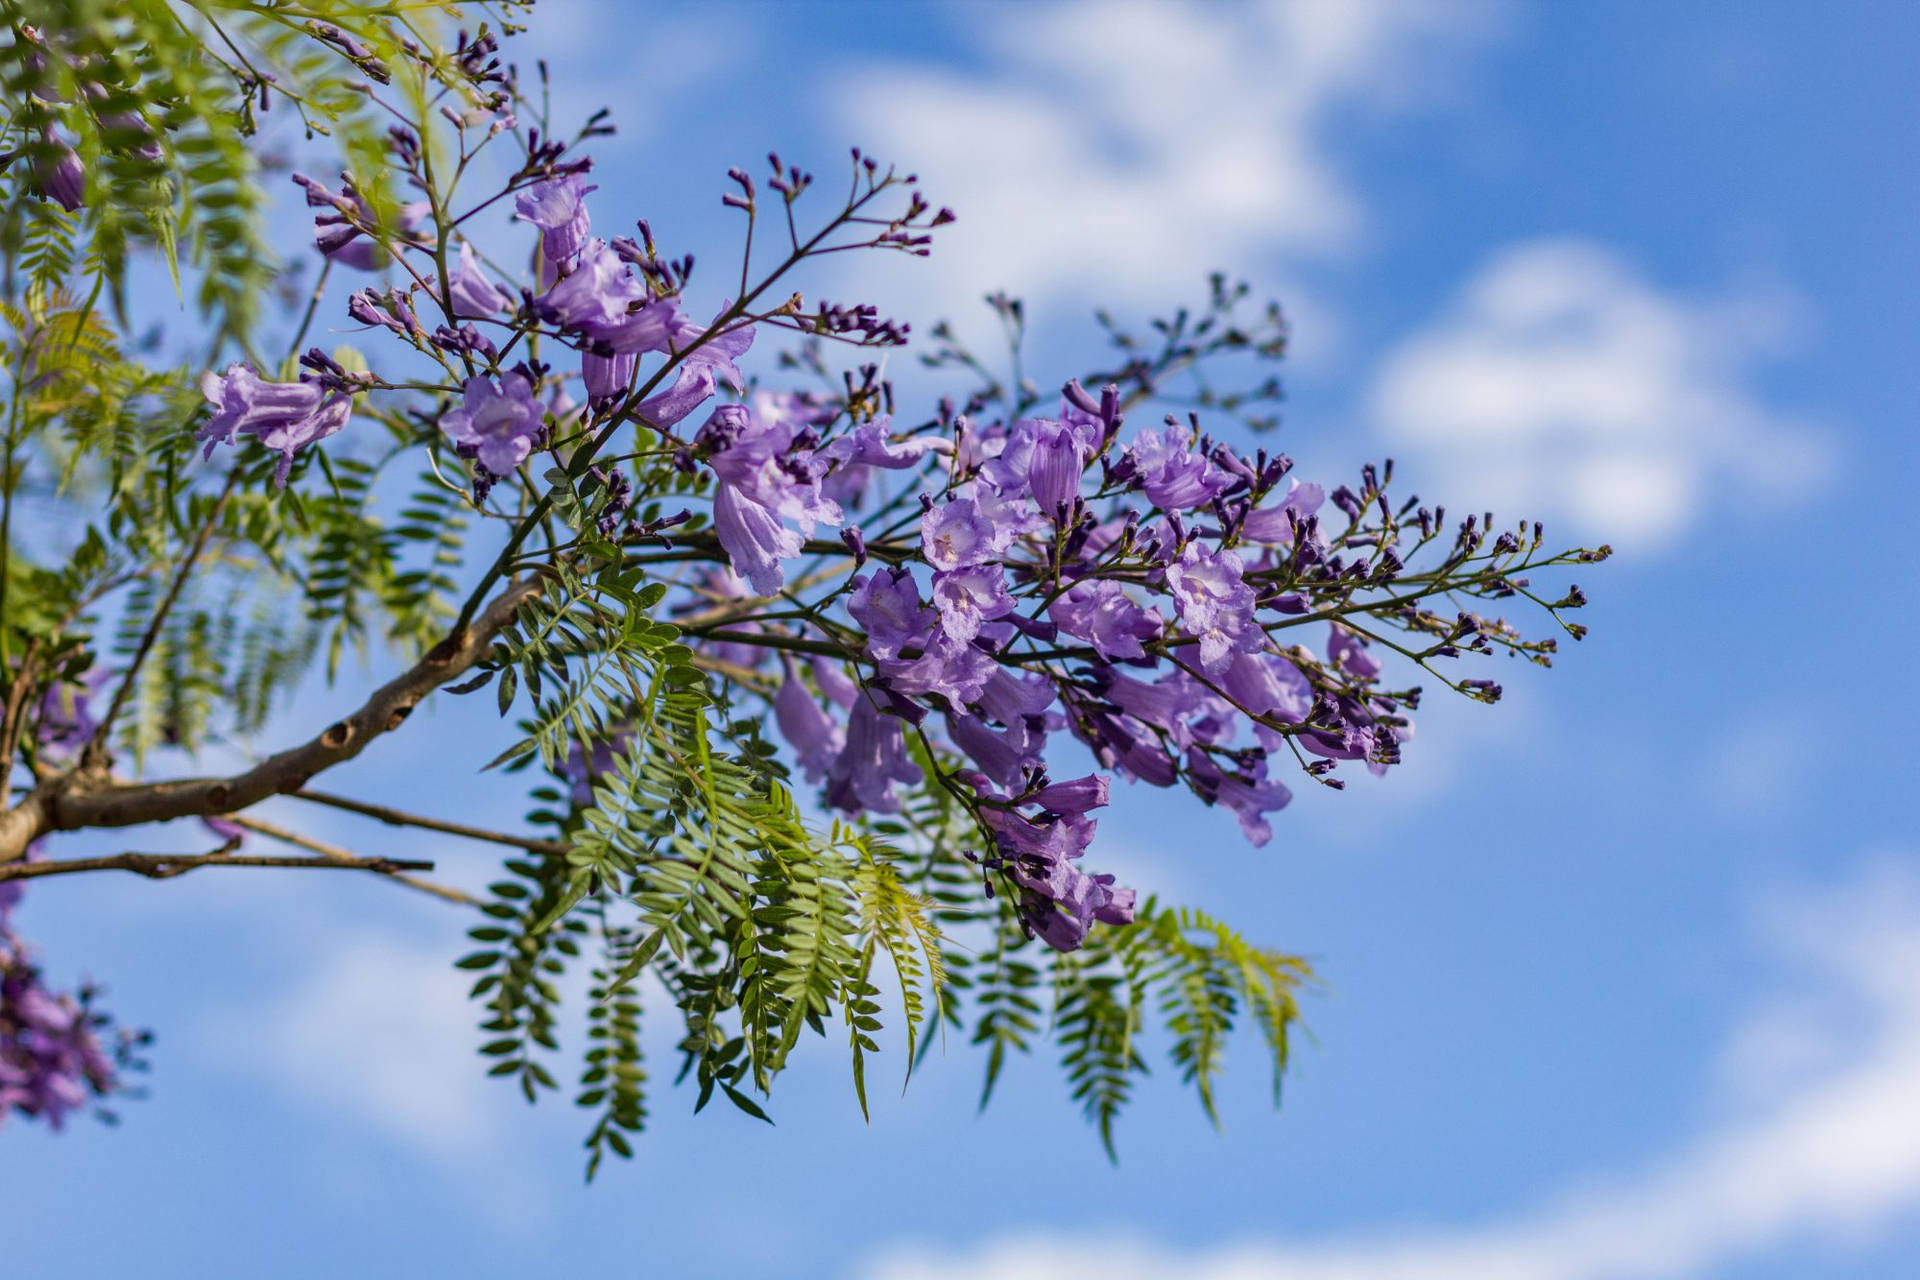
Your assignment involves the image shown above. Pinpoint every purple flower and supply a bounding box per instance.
[198,364,353,487]
[1071,707,1180,787]
[1099,668,1207,744]
[293,174,428,271]
[1327,624,1384,681]
[1125,425,1228,511]
[1217,651,1312,723]
[713,482,803,597]
[946,712,1037,791]
[921,497,1011,571]
[1185,748,1291,846]
[439,372,545,477]
[436,243,509,318]
[581,350,636,406]
[632,364,717,430]
[974,668,1057,724]
[679,306,754,389]
[699,403,842,595]
[773,657,844,783]
[1030,773,1110,814]
[877,632,998,708]
[30,133,83,211]
[825,698,922,815]
[930,565,1014,644]
[1025,418,1091,514]
[515,172,596,263]
[536,240,648,335]
[1165,542,1260,673]
[848,569,932,660]
[811,655,860,709]
[1048,580,1163,661]
[1240,479,1326,544]
[600,298,704,356]
[825,420,947,471]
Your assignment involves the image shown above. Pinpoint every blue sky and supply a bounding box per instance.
[5,2,1919,1277]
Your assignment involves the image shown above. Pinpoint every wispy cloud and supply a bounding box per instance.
[209,929,499,1161]
[834,0,1502,350]
[864,858,1920,1280]
[1369,238,1831,549]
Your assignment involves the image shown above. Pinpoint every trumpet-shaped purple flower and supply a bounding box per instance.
[1125,425,1228,511]
[1217,650,1312,723]
[825,698,922,815]
[436,243,509,318]
[31,133,84,211]
[1025,418,1091,514]
[877,632,998,708]
[600,297,703,356]
[1165,541,1259,673]
[774,658,844,782]
[294,174,428,270]
[848,569,932,659]
[439,372,545,477]
[974,667,1057,724]
[1030,773,1110,814]
[811,655,860,709]
[198,364,352,486]
[678,307,754,388]
[1185,748,1291,846]
[921,497,1011,571]
[1327,624,1384,681]
[536,240,648,335]
[700,403,842,594]
[1048,580,1163,661]
[1072,707,1180,787]
[825,419,947,471]
[713,482,802,597]
[632,364,716,429]
[581,350,635,406]
[515,172,596,263]
[1240,479,1325,544]
[1098,667,1209,746]
[946,712,1038,791]
[931,565,1014,643]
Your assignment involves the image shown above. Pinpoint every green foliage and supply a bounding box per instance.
[0,1,517,345]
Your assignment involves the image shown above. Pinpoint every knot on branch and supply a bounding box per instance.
[320,721,354,750]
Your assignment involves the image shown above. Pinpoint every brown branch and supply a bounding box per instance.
[0,575,541,862]
[229,813,481,907]
[285,787,568,856]
[0,843,436,885]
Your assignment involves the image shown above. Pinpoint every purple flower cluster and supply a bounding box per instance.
[676,386,1433,949]
[198,364,354,486]
[261,140,1577,957]
[1,860,137,1130]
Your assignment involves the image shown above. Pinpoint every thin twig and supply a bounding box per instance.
[227,813,482,907]
[287,787,567,856]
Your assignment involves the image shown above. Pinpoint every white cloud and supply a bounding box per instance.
[834,0,1502,353]
[1369,239,1831,549]
[211,930,499,1160]
[864,858,1920,1280]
